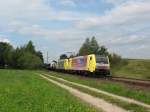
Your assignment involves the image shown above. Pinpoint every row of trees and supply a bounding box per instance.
[0,41,43,69]
[60,36,125,66]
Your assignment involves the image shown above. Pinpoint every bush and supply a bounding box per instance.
[109,53,128,67]
[0,41,44,69]
[18,52,42,69]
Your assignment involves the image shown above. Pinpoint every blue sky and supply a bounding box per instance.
[0,0,150,62]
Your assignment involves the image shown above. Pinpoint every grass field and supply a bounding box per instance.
[46,74,150,112]
[0,69,99,112]
[42,71,150,105]
[112,59,150,79]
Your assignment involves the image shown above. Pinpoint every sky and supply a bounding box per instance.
[0,0,150,62]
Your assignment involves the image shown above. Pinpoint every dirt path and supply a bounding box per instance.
[40,74,128,112]
[43,73,150,109]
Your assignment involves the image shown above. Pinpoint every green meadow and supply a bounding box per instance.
[0,70,99,112]
[41,71,150,112]
[112,59,150,79]
[42,71,150,105]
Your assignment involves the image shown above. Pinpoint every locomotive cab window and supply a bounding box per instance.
[90,57,92,60]
[96,55,108,64]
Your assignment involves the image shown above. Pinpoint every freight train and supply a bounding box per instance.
[50,54,110,76]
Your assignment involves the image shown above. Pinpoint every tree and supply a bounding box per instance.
[0,42,14,68]
[89,36,99,54]
[78,37,124,66]
[79,37,108,56]
[25,41,44,63]
[98,46,108,56]
[11,47,25,68]
[0,40,44,69]
[79,38,91,55]
[60,54,68,59]
[109,53,128,66]
[25,41,35,53]
[36,51,44,63]
[18,52,42,69]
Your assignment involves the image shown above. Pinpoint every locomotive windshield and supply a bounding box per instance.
[96,56,108,64]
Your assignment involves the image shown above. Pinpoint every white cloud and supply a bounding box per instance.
[0,0,85,25]
[6,20,86,42]
[105,0,126,5]
[0,35,10,43]
[104,35,148,46]
[77,1,150,29]
[0,0,149,59]
[75,0,150,57]
[0,0,51,20]
[105,0,148,6]
[59,0,76,7]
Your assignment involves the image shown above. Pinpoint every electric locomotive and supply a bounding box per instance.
[56,54,110,76]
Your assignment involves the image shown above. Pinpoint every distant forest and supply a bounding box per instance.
[0,41,43,69]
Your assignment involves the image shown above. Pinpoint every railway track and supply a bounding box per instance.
[81,75,150,87]
[110,76,150,87]
[49,70,150,87]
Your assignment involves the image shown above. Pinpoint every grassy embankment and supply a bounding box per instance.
[0,69,99,112]
[41,71,150,112]
[112,59,150,79]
